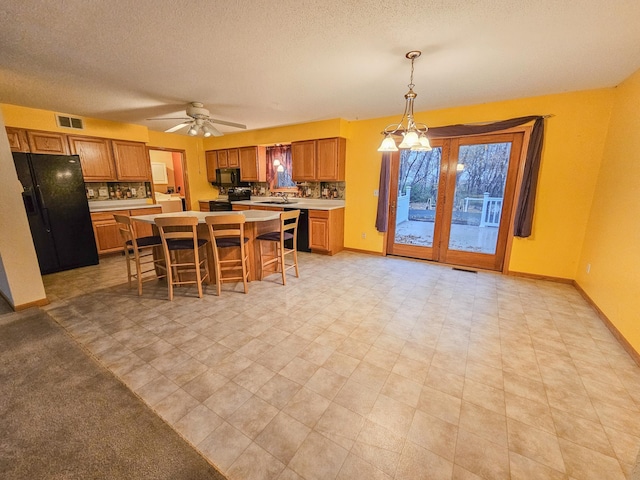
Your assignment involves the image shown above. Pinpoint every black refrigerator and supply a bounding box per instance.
[12,153,99,274]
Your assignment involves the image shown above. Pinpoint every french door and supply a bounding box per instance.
[386,132,524,271]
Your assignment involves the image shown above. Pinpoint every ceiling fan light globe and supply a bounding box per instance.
[187,126,198,136]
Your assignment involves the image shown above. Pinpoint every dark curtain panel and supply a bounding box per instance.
[266,145,294,189]
[513,117,544,236]
[375,153,391,232]
[374,115,545,237]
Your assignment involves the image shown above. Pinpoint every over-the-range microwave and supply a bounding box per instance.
[213,168,248,187]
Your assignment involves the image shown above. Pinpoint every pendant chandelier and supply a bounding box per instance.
[378,51,432,152]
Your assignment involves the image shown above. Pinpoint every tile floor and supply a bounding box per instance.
[36,251,640,480]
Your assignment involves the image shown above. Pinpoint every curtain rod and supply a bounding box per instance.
[458,114,554,127]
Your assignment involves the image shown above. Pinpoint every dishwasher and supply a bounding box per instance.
[284,208,310,252]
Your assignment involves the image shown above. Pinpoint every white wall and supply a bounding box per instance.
[0,111,47,308]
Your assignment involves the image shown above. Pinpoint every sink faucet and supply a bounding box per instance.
[275,192,289,203]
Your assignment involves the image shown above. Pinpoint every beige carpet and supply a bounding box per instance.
[0,308,227,480]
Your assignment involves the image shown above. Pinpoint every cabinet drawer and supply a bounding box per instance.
[309,209,330,219]
[91,210,129,222]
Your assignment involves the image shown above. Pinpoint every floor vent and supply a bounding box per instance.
[452,267,477,274]
[55,114,84,130]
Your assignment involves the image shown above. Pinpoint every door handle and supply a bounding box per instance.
[35,185,47,210]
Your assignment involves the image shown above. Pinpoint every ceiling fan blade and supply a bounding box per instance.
[147,117,191,121]
[204,122,223,137]
[165,122,190,133]
[208,118,247,129]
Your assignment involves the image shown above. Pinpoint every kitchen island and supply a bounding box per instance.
[130,210,282,282]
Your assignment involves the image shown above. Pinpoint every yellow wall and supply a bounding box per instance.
[576,68,640,351]
[202,119,349,150]
[1,104,148,142]
[345,89,614,279]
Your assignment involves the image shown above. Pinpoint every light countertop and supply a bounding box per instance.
[89,200,159,212]
[131,210,280,224]
[198,197,345,211]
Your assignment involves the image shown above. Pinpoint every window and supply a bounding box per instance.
[266,145,296,192]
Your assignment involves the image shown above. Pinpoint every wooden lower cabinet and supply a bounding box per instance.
[309,208,344,255]
[130,208,162,238]
[199,201,211,212]
[91,207,162,254]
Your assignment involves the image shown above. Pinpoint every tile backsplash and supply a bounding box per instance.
[238,181,345,200]
[86,182,153,202]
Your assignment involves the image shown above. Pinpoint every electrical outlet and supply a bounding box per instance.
[586,263,591,274]
[373,189,379,197]
[361,232,366,239]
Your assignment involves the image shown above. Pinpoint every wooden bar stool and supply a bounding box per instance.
[155,216,209,300]
[205,214,249,296]
[256,210,300,285]
[114,214,164,295]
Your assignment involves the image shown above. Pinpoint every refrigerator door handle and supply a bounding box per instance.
[34,185,52,233]
[35,185,47,210]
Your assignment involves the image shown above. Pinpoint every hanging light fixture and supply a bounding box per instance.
[378,51,432,152]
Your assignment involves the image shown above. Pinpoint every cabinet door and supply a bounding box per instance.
[27,130,69,154]
[316,137,346,181]
[291,140,316,181]
[309,217,329,251]
[130,207,161,238]
[68,135,116,181]
[199,201,211,212]
[227,148,240,168]
[6,127,29,152]
[232,204,251,211]
[217,150,229,168]
[91,210,128,254]
[112,140,151,180]
[205,151,217,182]
[239,146,267,182]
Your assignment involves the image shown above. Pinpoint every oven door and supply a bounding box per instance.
[209,201,232,211]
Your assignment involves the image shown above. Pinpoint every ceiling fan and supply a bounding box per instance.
[147,102,247,137]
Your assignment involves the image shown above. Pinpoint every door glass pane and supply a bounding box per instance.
[448,142,511,254]
[394,148,441,247]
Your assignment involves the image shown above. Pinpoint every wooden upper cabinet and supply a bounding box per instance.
[6,127,30,152]
[205,150,218,182]
[316,137,346,181]
[227,148,240,168]
[111,140,150,180]
[217,149,229,168]
[239,146,266,182]
[27,130,69,154]
[68,135,116,181]
[291,140,316,181]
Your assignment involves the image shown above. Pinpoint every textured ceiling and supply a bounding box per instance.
[1,0,640,135]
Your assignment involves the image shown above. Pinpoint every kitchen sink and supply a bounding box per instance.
[257,200,298,205]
